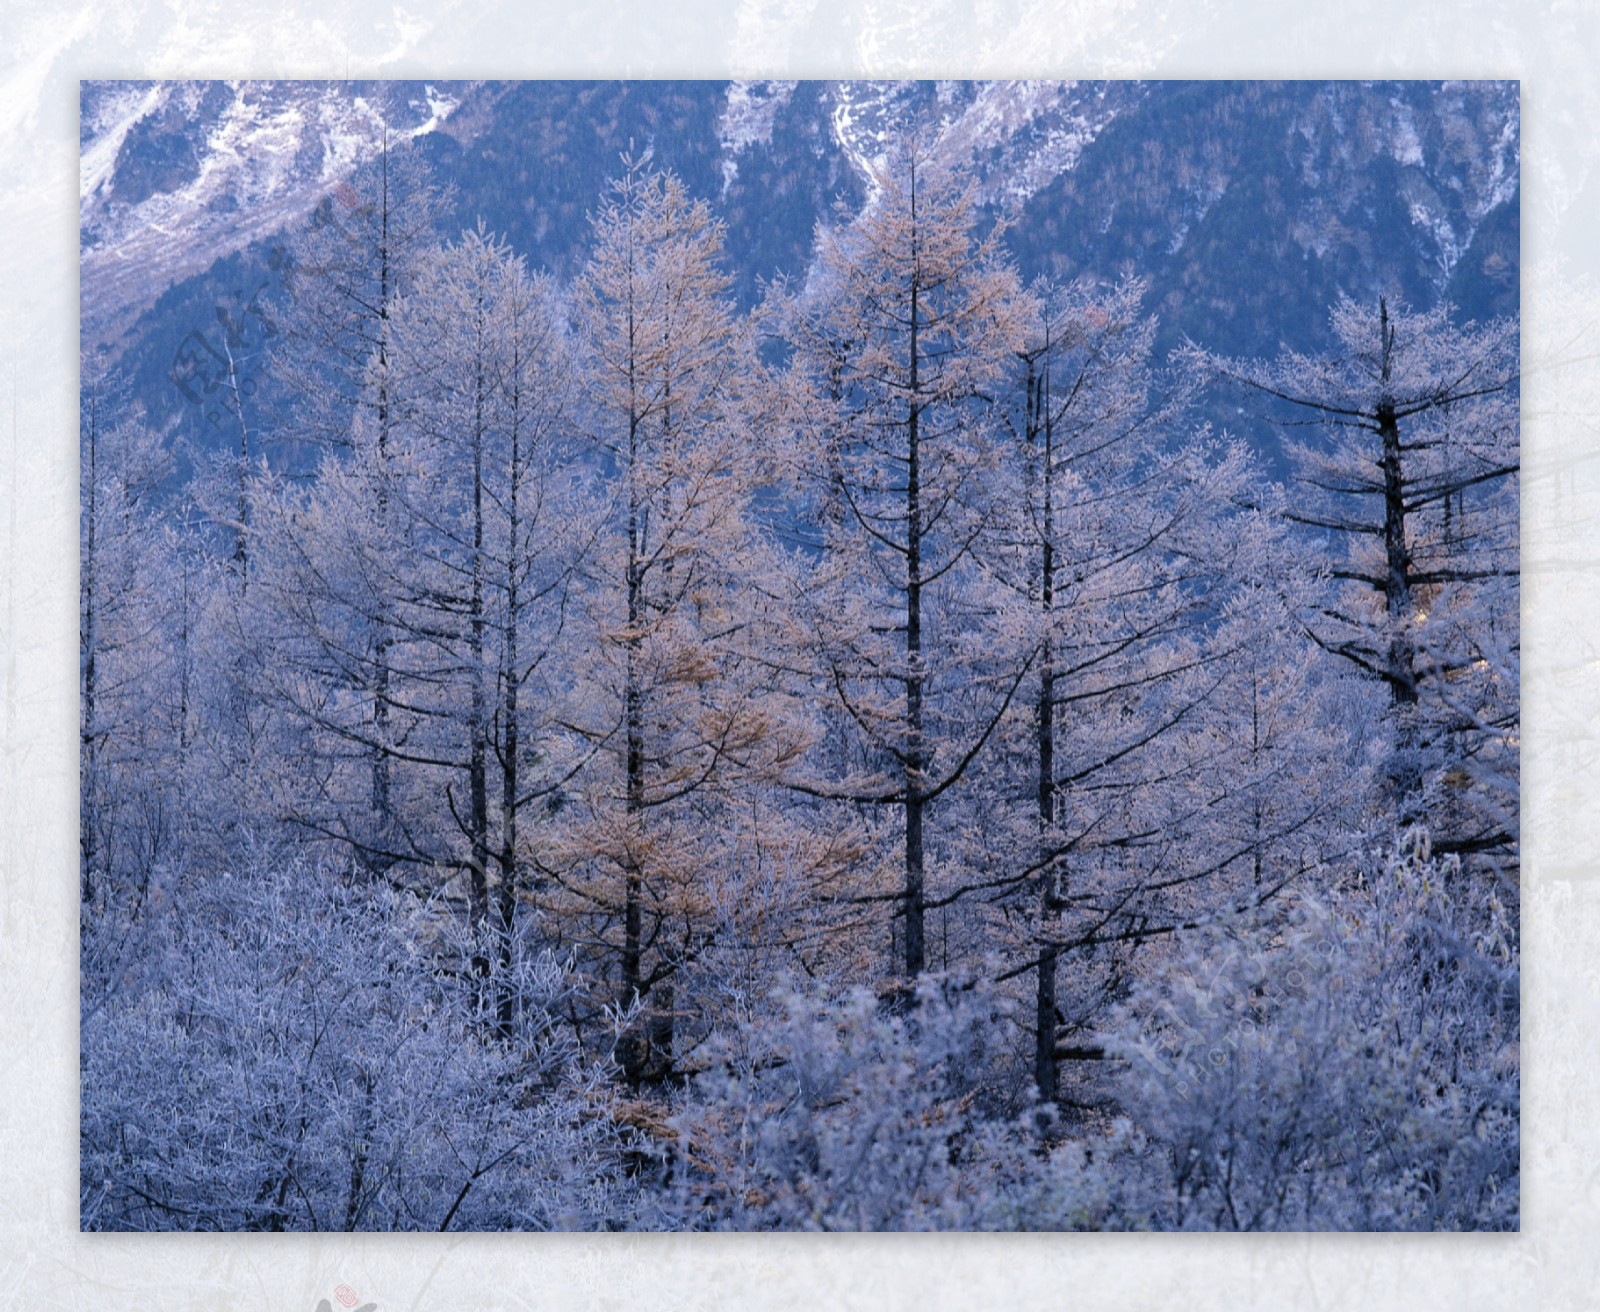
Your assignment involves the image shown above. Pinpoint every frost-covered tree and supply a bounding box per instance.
[81,859,637,1231]
[772,137,1032,983]
[1187,298,1519,865]
[652,970,1189,1232]
[79,363,178,914]
[548,160,821,1079]
[380,226,583,1029]
[966,278,1294,1106]
[259,226,583,1038]
[272,127,450,454]
[657,974,1034,1230]
[269,131,450,831]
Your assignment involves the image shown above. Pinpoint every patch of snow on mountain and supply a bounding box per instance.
[79,83,169,208]
[1478,108,1521,219]
[199,85,308,208]
[418,84,461,135]
[1391,99,1424,168]
[1408,196,1462,282]
[721,80,798,153]
[939,81,1134,209]
[79,80,466,348]
[719,80,798,194]
[829,81,918,190]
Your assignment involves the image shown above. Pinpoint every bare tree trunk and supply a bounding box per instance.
[340,1066,374,1231]
[468,318,492,1003]
[903,167,926,980]
[1376,299,1422,817]
[81,392,100,902]
[620,319,645,1008]
[1031,351,1061,1104]
[1378,300,1417,709]
[496,349,525,1041]
[370,135,395,841]
[223,339,252,592]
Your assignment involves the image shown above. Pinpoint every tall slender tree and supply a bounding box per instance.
[261,226,584,1036]
[1188,297,1519,863]
[773,137,1032,982]
[383,226,582,1031]
[270,129,449,837]
[974,277,1275,1101]
[79,362,177,913]
[550,159,805,1075]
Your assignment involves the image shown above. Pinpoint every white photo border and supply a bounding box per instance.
[5,2,1596,1306]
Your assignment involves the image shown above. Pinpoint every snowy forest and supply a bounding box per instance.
[79,83,1520,1232]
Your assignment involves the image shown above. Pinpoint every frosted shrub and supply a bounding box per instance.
[81,860,636,1231]
[1103,830,1518,1230]
[653,973,1164,1231]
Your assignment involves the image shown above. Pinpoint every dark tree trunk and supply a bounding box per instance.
[496,352,524,1042]
[81,394,99,901]
[1031,349,1062,1105]
[468,317,493,1002]
[224,340,251,592]
[903,163,926,979]
[621,363,646,1010]
[1376,299,1423,816]
[1378,301,1416,709]
[370,139,395,840]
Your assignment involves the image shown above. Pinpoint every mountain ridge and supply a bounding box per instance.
[79,78,1519,463]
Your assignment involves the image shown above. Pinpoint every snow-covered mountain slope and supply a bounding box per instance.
[80,77,1130,339]
[820,79,1140,209]
[80,80,469,347]
[80,79,1518,452]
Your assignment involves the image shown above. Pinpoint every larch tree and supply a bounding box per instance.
[382,225,583,1033]
[975,276,1275,1103]
[269,128,450,839]
[772,137,1033,984]
[261,225,583,1036]
[552,159,807,1080]
[1187,297,1519,867]
[79,362,178,915]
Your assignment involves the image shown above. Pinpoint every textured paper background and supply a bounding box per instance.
[2,2,1595,1307]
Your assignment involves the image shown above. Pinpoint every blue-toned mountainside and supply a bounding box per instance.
[81,79,1518,457]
